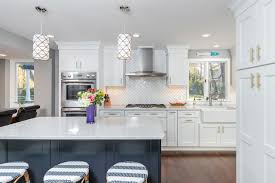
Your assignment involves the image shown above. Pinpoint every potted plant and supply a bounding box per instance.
[78,88,105,123]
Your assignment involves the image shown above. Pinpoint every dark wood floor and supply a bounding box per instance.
[161,153,236,183]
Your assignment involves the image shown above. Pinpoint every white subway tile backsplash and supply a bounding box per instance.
[106,77,187,105]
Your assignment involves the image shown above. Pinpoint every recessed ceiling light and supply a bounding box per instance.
[47,34,54,38]
[133,33,141,38]
[213,44,220,48]
[201,34,211,38]
[0,54,7,57]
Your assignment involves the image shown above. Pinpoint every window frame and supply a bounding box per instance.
[188,58,231,101]
[15,62,35,105]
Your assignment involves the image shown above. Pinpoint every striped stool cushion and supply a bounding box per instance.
[0,161,29,183]
[43,161,89,183]
[106,161,148,183]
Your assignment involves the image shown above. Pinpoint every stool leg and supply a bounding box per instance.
[81,174,89,183]
[24,171,30,183]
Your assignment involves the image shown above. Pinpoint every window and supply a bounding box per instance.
[189,60,229,100]
[16,63,34,104]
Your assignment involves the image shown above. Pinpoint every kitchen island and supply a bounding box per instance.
[0,117,164,183]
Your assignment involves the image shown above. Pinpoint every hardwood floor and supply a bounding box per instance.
[161,153,236,183]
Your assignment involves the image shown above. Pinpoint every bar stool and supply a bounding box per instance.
[0,161,30,183]
[106,161,148,183]
[43,161,89,183]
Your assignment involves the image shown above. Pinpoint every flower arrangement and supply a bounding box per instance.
[78,88,105,107]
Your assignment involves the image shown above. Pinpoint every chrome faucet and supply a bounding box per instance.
[208,80,214,106]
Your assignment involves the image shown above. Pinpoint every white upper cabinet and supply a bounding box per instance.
[166,46,189,86]
[234,0,275,69]
[261,0,275,64]
[236,2,261,69]
[57,42,100,72]
[103,47,125,87]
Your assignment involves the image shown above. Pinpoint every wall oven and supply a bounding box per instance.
[61,108,87,117]
[61,72,96,115]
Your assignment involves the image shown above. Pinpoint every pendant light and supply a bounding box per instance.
[33,6,50,61]
[117,5,132,61]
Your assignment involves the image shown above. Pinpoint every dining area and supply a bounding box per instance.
[0,105,40,127]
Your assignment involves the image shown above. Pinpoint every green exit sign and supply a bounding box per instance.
[211,52,220,56]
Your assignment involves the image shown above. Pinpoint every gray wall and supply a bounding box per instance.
[0,60,5,108]
[34,49,57,117]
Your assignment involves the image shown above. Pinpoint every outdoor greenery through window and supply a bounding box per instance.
[189,61,227,100]
[16,63,34,104]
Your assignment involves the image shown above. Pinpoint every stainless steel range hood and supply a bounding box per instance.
[125,48,166,77]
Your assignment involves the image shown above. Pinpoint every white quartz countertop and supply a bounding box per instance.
[0,117,165,140]
[99,105,236,111]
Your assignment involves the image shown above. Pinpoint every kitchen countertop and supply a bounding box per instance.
[0,117,165,140]
[99,105,236,111]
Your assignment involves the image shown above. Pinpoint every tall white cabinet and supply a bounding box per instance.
[231,0,275,182]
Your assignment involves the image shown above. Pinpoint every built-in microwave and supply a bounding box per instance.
[61,72,96,108]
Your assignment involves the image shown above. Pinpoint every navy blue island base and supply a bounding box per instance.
[0,140,161,183]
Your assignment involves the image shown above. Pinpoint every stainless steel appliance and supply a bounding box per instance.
[125,104,166,108]
[61,72,96,116]
[61,108,87,117]
[125,47,166,77]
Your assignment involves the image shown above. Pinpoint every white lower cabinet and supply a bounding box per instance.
[166,111,178,147]
[200,124,236,147]
[99,110,124,117]
[178,118,198,146]
[220,124,236,147]
[99,109,236,149]
[200,124,220,147]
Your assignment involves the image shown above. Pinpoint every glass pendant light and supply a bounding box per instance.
[117,5,132,61]
[33,6,50,61]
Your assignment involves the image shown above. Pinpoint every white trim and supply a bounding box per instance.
[187,59,231,101]
[162,147,236,151]
[57,41,101,50]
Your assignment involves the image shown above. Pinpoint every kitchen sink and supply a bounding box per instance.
[201,107,236,123]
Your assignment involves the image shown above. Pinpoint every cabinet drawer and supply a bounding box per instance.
[178,111,200,118]
[99,111,124,117]
[125,111,167,118]
[178,118,199,123]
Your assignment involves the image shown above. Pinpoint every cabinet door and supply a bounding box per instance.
[78,50,99,72]
[199,124,220,147]
[238,67,265,183]
[261,0,275,64]
[220,124,236,147]
[262,64,275,183]
[167,48,188,86]
[237,3,260,69]
[104,48,125,87]
[160,117,167,147]
[178,118,198,147]
[166,111,178,147]
[59,50,77,71]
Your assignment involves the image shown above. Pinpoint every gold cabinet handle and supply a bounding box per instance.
[217,126,220,133]
[256,73,261,89]
[256,45,261,62]
[222,126,224,133]
[249,48,255,63]
[251,73,255,88]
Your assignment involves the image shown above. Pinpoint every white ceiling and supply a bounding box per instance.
[0,0,235,57]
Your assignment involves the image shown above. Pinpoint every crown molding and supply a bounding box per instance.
[57,41,101,50]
